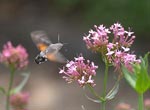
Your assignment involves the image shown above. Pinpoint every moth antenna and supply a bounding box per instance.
[57,33,68,46]
[57,33,60,43]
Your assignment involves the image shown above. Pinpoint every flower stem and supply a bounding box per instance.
[102,61,109,110]
[6,66,15,110]
[87,84,104,101]
[138,93,144,110]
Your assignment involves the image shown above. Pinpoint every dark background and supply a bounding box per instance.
[0,0,150,110]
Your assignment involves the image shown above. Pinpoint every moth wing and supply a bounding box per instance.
[30,30,52,51]
[39,43,62,59]
[40,44,57,59]
[43,43,63,55]
[44,45,67,63]
[43,44,56,55]
[49,43,67,63]
[46,52,67,63]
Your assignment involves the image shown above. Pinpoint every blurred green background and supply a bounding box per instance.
[0,0,150,110]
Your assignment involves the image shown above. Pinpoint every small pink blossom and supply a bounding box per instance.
[115,102,132,110]
[144,98,150,109]
[59,55,98,87]
[125,31,134,37]
[121,47,130,52]
[10,92,29,110]
[107,43,115,49]
[123,54,141,72]
[110,22,125,37]
[106,48,115,56]
[0,41,29,70]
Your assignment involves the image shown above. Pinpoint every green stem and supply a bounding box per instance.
[87,84,104,102]
[6,66,15,110]
[102,61,109,110]
[138,93,144,110]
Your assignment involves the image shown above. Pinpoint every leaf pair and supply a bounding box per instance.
[11,72,30,94]
[84,81,119,103]
[122,52,150,94]
[0,72,30,95]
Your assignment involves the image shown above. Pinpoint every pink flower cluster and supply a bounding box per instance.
[83,23,140,72]
[10,92,29,110]
[59,55,98,87]
[83,25,110,52]
[106,43,140,72]
[0,41,28,70]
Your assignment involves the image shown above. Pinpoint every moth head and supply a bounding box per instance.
[34,54,47,64]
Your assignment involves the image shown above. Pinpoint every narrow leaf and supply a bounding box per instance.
[0,86,5,94]
[105,81,119,100]
[85,94,101,103]
[11,72,30,94]
[122,65,136,89]
[135,54,150,94]
[83,85,103,103]
[143,52,149,69]
[81,105,86,110]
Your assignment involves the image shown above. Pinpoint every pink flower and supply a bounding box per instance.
[83,25,110,52]
[83,22,140,72]
[123,53,141,71]
[83,22,136,54]
[59,55,98,87]
[110,23,136,47]
[10,92,29,110]
[144,98,150,109]
[115,102,132,110]
[110,22,125,37]
[106,43,140,72]
[0,41,29,70]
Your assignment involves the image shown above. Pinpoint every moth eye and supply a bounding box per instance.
[35,59,40,64]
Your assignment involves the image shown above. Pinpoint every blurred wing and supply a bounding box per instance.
[43,44,56,54]
[46,52,67,63]
[31,30,52,51]
[43,43,63,54]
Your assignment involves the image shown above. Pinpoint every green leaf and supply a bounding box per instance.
[85,94,101,103]
[121,65,136,89]
[143,52,149,70]
[83,85,104,103]
[11,72,30,94]
[0,86,5,94]
[135,71,150,94]
[105,81,119,100]
[135,54,150,94]
[122,52,150,94]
